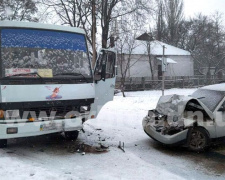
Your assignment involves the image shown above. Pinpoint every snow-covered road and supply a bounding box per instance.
[1,88,225,180]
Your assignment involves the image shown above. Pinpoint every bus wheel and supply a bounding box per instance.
[64,131,79,141]
[0,139,7,148]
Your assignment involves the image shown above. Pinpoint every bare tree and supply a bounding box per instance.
[117,32,143,97]
[0,0,38,21]
[42,0,152,50]
[185,13,225,81]
[100,0,153,48]
[153,0,184,46]
[114,0,154,96]
[154,0,166,41]
[163,0,184,46]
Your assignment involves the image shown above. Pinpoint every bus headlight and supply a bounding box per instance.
[80,106,88,113]
[5,110,20,119]
[0,110,4,118]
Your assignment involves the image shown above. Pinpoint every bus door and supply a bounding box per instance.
[89,49,117,118]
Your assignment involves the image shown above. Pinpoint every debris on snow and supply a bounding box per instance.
[118,141,125,153]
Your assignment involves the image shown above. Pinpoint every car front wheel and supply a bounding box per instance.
[187,127,209,152]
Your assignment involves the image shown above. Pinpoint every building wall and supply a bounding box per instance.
[165,55,194,77]
[117,54,152,78]
[117,54,194,78]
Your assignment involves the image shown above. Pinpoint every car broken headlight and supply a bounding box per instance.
[173,116,179,122]
[158,114,163,120]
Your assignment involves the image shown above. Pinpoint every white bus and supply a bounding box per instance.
[0,21,116,147]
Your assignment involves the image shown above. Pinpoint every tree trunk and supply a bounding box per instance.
[147,43,154,80]
[102,25,109,48]
[206,66,211,85]
[92,0,97,68]
[121,77,126,97]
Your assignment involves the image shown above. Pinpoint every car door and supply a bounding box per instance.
[214,98,225,138]
[89,49,117,118]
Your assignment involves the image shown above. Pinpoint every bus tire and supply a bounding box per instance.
[64,131,79,141]
[0,139,7,148]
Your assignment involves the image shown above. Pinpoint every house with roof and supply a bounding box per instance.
[117,37,194,79]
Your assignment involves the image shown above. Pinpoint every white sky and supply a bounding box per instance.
[184,0,225,18]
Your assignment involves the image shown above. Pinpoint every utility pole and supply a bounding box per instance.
[162,45,166,96]
[92,0,96,68]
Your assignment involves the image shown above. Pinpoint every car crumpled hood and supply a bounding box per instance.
[155,94,214,120]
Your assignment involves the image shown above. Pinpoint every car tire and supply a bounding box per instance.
[0,139,7,148]
[64,131,79,141]
[187,127,210,152]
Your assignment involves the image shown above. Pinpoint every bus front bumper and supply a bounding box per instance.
[0,118,83,139]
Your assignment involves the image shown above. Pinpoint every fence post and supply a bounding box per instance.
[198,77,199,88]
[142,77,145,90]
[182,77,185,88]
[129,77,132,91]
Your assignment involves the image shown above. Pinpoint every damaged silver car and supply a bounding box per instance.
[143,83,225,151]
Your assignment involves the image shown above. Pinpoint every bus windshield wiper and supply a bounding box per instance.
[54,72,88,82]
[5,72,42,78]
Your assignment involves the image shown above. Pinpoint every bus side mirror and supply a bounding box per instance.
[94,72,102,82]
[101,64,106,81]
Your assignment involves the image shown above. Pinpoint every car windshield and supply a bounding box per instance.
[1,28,92,78]
[191,89,225,111]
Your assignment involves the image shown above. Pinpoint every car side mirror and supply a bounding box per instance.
[218,105,225,112]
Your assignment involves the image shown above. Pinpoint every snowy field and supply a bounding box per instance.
[1,88,225,180]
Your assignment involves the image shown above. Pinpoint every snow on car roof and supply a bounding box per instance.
[0,21,85,34]
[201,83,225,91]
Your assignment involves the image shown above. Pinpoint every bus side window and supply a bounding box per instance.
[94,50,116,82]
[105,52,115,79]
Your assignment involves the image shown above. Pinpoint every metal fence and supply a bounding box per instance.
[116,76,224,91]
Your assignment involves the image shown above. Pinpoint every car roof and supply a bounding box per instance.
[0,21,85,34]
[201,83,225,91]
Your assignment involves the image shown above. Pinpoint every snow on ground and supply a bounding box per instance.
[0,88,225,180]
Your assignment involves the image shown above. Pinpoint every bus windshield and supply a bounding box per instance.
[1,28,92,78]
